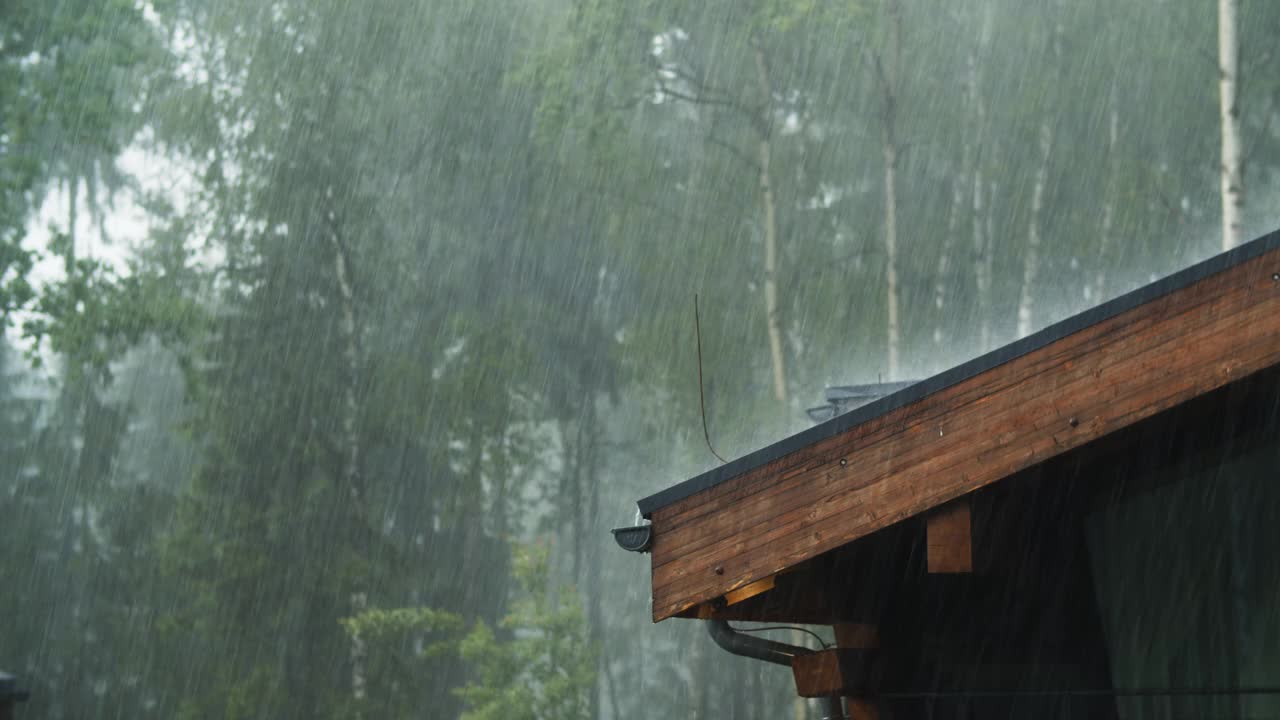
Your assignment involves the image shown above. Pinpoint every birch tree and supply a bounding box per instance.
[1092,79,1120,305]
[647,14,794,409]
[1016,1,1063,339]
[328,211,368,710]
[1219,0,1243,250]
[936,5,989,348]
[753,38,788,404]
[971,4,994,353]
[934,70,970,347]
[872,0,903,380]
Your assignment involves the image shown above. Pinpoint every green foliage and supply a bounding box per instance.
[0,240,34,324]
[334,608,465,718]
[0,0,159,326]
[21,252,204,378]
[333,545,594,720]
[455,544,597,720]
[341,606,467,643]
[2,0,1280,719]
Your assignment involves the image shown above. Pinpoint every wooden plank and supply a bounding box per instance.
[650,250,1280,620]
[653,267,1261,562]
[652,279,1246,562]
[657,314,1274,604]
[832,622,880,718]
[670,572,783,617]
[650,255,1254,536]
[653,273,1276,598]
[659,318,1280,618]
[926,498,972,573]
[722,573,775,606]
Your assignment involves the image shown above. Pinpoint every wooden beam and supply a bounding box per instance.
[650,245,1280,620]
[926,497,972,573]
[834,624,881,719]
[674,574,779,620]
[723,573,776,606]
[792,649,876,697]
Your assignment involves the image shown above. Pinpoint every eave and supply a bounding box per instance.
[641,229,1280,622]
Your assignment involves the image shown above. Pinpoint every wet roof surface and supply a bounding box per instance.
[637,228,1280,518]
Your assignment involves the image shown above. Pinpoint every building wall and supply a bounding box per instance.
[1086,418,1280,719]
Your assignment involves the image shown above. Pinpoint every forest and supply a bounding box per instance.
[1,0,1278,718]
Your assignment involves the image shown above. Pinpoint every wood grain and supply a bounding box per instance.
[650,249,1280,621]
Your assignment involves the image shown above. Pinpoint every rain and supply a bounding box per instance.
[0,0,1278,718]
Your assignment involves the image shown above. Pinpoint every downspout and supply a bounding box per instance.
[707,620,845,720]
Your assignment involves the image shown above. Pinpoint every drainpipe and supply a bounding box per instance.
[707,620,845,720]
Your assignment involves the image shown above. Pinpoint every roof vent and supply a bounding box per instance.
[806,380,918,423]
[0,671,29,713]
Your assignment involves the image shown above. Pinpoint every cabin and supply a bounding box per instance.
[613,230,1280,719]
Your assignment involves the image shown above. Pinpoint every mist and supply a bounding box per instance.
[0,0,1277,717]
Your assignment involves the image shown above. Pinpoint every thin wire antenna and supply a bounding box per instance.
[695,294,729,464]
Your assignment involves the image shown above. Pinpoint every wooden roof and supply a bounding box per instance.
[641,229,1280,622]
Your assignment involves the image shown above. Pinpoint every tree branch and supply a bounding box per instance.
[653,81,745,110]
[704,132,760,172]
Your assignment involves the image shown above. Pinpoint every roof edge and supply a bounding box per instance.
[637,228,1280,518]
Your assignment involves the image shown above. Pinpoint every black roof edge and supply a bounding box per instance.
[637,228,1280,519]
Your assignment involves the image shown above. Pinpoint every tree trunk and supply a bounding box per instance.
[1017,122,1052,339]
[970,5,994,354]
[1219,0,1243,250]
[753,41,787,404]
[972,170,989,352]
[328,212,367,711]
[935,152,964,347]
[66,177,78,273]
[883,132,901,380]
[583,407,604,720]
[567,415,585,580]
[1017,9,1061,339]
[330,232,362,509]
[935,36,978,347]
[986,181,997,350]
[975,178,999,352]
[1093,80,1120,305]
[878,1,903,380]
